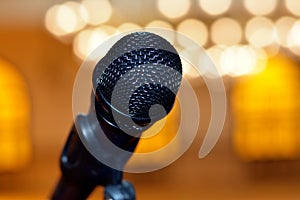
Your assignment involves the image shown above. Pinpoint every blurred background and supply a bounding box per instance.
[0,0,300,199]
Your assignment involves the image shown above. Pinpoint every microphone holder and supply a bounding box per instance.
[51,113,136,200]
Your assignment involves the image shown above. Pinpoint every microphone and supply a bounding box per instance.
[51,32,182,200]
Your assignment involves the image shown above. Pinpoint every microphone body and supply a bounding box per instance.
[51,32,182,200]
[52,103,141,200]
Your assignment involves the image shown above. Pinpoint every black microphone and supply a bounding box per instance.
[51,32,182,200]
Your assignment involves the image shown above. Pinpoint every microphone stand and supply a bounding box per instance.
[51,112,136,200]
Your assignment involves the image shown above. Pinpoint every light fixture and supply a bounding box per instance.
[0,58,32,172]
[232,53,300,161]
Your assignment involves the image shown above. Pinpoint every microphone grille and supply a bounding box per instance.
[93,32,182,126]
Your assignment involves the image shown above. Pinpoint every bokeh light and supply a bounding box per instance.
[220,45,259,77]
[288,20,300,46]
[157,0,191,19]
[73,26,118,60]
[118,22,142,33]
[45,2,88,36]
[198,0,232,16]
[244,0,278,16]
[145,20,173,30]
[285,0,300,16]
[81,0,112,26]
[275,16,297,47]
[145,20,175,44]
[232,54,300,161]
[210,18,242,46]
[245,17,276,47]
[177,18,208,48]
[287,20,300,56]
[181,45,223,79]
[206,45,227,76]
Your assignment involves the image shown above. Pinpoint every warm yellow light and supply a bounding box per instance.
[177,18,208,48]
[244,0,277,16]
[181,45,223,79]
[206,45,227,77]
[0,59,32,172]
[45,2,87,36]
[210,18,242,46]
[198,0,232,15]
[81,0,112,26]
[118,22,142,33]
[285,0,300,16]
[287,20,300,56]
[275,16,296,47]
[232,54,300,161]
[288,20,300,46]
[157,0,191,19]
[45,5,64,36]
[220,45,258,77]
[245,17,276,47]
[145,20,173,30]
[56,4,78,33]
[73,26,118,60]
[145,20,175,44]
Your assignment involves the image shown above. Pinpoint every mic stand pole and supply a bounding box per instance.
[51,113,136,200]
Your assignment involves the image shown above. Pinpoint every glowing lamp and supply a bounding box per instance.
[0,58,32,171]
[231,53,300,161]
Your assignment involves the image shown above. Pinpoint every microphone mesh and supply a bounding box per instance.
[93,32,182,126]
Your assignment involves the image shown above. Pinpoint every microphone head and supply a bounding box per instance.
[93,32,182,130]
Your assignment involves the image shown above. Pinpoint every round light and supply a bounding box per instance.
[118,22,142,33]
[275,16,297,47]
[288,20,300,46]
[82,0,112,26]
[45,2,87,36]
[245,17,276,47]
[244,0,278,16]
[210,18,242,46]
[285,0,300,16]
[157,0,191,19]
[145,20,173,30]
[45,5,62,36]
[181,45,223,79]
[177,18,208,48]
[287,20,300,56]
[206,45,227,76]
[73,26,118,60]
[56,5,78,33]
[145,20,175,44]
[220,45,258,77]
[198,0,232,16]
